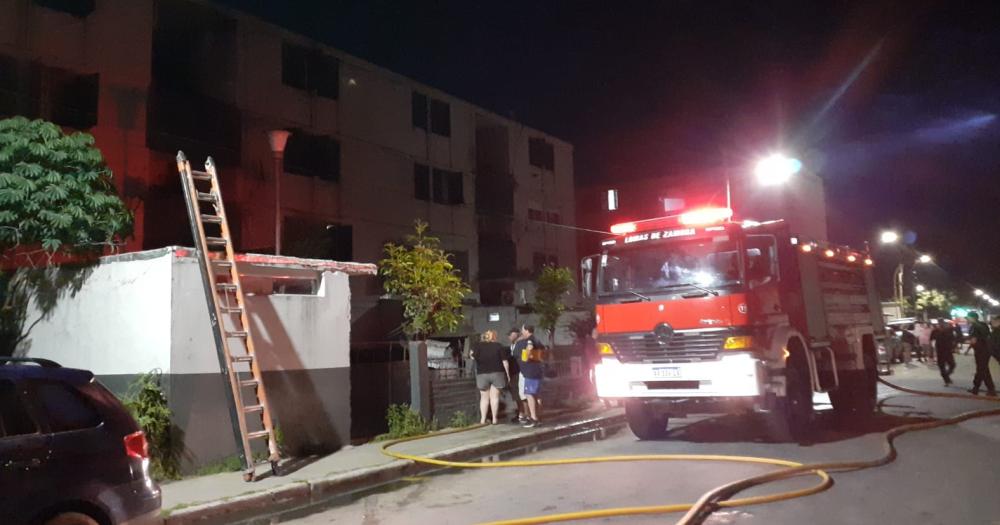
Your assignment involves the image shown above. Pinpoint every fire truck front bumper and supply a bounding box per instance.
[594,352,764,399]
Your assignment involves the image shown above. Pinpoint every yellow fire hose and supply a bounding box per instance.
[379,378,1000,525]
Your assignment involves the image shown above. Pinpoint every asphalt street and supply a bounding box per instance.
[242,355,1000,525]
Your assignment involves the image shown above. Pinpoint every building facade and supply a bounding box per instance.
[0,0,576,341]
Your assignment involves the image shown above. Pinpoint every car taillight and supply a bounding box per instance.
[124,430,149,459]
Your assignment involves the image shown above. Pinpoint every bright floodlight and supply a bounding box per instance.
[917,254,932,264]
[984,294,992,301]
[992,299,999,306]
[975,289,984,296]
[754,154,802,186]
[879,231,900,244]
[915,284,926,292]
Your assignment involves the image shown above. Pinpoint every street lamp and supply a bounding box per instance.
[975,289,984,296]
[915,284,926,292]
[726,152,800,209]
[917,254,932,264]
[267,129,291,255]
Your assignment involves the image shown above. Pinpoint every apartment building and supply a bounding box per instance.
[0,0,576,340]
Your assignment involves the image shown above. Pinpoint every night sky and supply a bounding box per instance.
[218,0,1000,301]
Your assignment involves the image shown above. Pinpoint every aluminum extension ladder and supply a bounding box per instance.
[176,151,280,481]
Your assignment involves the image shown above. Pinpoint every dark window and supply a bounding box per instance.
[414,163,430,201]
[33,0,95,17]
[146,87,242,166]
[0,380,37,438]
[529,137,555,170]
[411,92,428,129]
[533,252,548,273]
[284,132,340,182]
[283,217,352,261]
[528,208,545,222]
[432,169,463,205]
[281,42,309,91]
[545,211,561,224]
[446,250,470,283]
[281,42,339,100]
[50,71,98,129]
[478,237,517,280]
[430,99,451,136]
[31,382,100,433]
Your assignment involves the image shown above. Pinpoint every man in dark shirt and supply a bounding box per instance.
[966,312,996,396]
[514,325,545,427]
[930,320,957,385]
[505,328,526,423]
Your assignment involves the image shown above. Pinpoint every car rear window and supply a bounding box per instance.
[0,380,38,438]
[31,381,102,432]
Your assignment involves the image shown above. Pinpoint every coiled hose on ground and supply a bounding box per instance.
[379,378,1000,525]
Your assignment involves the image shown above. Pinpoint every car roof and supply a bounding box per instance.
[0,361,94,385]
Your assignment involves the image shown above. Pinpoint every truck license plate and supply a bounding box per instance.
[653,367,680,379]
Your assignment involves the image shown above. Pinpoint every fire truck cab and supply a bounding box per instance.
[581,207,884,440]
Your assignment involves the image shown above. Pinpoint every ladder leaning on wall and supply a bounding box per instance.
[176,151,280,482]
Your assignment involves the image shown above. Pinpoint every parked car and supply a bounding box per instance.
[0,358,161,525]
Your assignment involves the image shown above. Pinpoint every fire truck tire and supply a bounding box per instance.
[625,400,669,440]
[831,352,878,417]
[772,346,813,441]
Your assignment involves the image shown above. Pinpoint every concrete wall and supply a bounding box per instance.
[21,248,355,470]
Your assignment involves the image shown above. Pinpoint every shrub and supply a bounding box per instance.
[123,371,182,480]
[378,403,434,441]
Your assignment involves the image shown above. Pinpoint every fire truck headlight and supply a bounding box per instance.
[597,342,615,355]
[594,360,626,397]
[723,336,754,350]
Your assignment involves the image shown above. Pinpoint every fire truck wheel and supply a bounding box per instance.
[773,347,813,441]
[625,400,669,440]
[830,352,878,417]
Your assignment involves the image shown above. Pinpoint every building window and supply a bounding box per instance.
[412,91,450,137]
[281,42,339,100]
[606,189,619,211]
[529,137,555,170]
[414,163,430,201]
[412,92,428,130]
[528,208,544,222]
[284,132,340,182]
[283,217,352,261]
[430,99,451,136]
[545,211,561,225]
[50,70,99,130]
[432,168,463,205]
[33,0,95,18]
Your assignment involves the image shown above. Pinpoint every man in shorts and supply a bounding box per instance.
[514,325,545,428]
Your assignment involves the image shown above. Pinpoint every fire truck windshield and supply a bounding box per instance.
[598,237,741,297]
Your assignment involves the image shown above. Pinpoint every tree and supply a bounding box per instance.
[534,266,575,345]
[0,117,133,355]
[911,289,957,319]
[379,220,470,339]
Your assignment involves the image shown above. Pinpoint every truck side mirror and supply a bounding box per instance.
[580,256,595,298]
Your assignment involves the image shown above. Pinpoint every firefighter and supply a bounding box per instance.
[965,312,996,396]
[930,319,957,385]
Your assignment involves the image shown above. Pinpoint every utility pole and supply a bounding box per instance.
[267,130,291,255]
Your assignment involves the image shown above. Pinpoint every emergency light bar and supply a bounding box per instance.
[678,207,733,226]
[610,222,637,235]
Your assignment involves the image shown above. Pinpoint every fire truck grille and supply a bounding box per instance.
[604,331,727,363]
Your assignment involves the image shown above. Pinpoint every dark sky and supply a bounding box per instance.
[218,0,1000,300]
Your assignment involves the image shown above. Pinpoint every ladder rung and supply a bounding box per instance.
[247,430,270,440]
[196,191,217,202]
[220,306,243,314]
[227,331,248,338]
[205,237,228,246]
[216,283,238,292]
[244,404,264,413]
[190,170,212,181]
[232,355,254,363]
[201,214,223,224]
[240,379,260,388]
[212,260,233,268]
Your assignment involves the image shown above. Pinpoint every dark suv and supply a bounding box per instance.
[0,358,161,525]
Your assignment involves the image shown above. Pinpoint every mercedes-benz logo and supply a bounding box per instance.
[653,322,674,344]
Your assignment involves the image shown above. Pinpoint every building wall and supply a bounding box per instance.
[20,248,354,470]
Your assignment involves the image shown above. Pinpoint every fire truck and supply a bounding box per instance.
[580,207,884,439]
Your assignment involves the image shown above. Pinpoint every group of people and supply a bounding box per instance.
[469,325,546,428]
[923,312,1000,396]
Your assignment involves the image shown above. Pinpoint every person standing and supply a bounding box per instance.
[470,330,510,425]
[930,319,956,385]
[915,321,934,363]
[505,328,526,423]
[966,312,996,396]
[900,327,917,365]
[515,325,545,428]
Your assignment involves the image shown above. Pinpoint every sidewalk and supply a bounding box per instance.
[160,404,625,524]
[883,350,1000,394]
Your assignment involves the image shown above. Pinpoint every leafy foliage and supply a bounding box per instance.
[377,403,435,441]
[534,266,575,344]
[911,289,958,319]
[0,117,132,256]
[123,371,183,480]
[380,220,470,338]
[447,409,475,428]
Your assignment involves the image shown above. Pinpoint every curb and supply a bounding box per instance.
[163,411,626,524]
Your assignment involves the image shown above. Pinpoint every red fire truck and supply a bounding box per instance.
[580,207,884,439]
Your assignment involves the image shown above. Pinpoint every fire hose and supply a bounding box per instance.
[379,379,1000,525]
